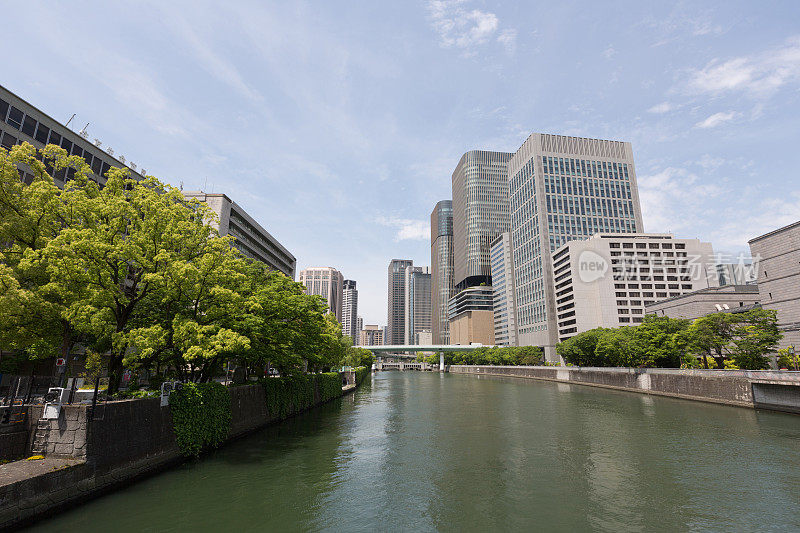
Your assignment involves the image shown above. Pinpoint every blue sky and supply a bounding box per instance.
[3,1,800,325]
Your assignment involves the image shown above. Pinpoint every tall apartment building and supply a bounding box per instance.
[341,280,358,343]
[405,266,432,345]
[508,134,645,359]
[452,150,513,290]
[359,325,384,347]
[550,233,717,343]
[184,191,296,278]
[448,286,495,345]
[1,85,145,187]
[299,267,344,322]
[490,233,517,346]
[387,259,413,345]
[431,200,455,345]
[749,221,800,351]
[356,316,364,344]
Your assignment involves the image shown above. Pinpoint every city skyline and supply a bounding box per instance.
[3,2,800,325]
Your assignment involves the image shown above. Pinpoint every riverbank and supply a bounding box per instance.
[0,370,370,530]
[448,365,800,413]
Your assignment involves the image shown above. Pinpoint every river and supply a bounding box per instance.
[27,371,800,532]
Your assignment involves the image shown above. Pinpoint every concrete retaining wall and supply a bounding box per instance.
[448,365,800,412]
[0,373,371,529]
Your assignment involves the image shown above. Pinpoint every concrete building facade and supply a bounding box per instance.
[0,86,297,280]
[359,325,384,347]
[341,280,358,343]
[646,285,760,320]
[448,286,495,345]
[184,191,296,278]
[299,267,344,322]
[508,134,645,359]
[451,150,513,289]
[1,84,145,187]
[550,233,717,343]
[749,221,800,351]
[490,232,517,346]
[431,200,455,345]
[405,266,432,345]
[387,259,414,345]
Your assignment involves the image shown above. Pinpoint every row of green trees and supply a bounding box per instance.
[0,143,355,393]
[556,310,782,370]
[416,346,544,366]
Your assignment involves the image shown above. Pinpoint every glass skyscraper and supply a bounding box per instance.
[430,200,454,345]
[451,150,513,290]
[508,134,644,359]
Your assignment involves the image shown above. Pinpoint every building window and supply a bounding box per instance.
[34,123,49,144]
[6,106,23,129]
[21,116,36,137]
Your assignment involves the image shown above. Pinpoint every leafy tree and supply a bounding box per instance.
[0,143,95,365]
[683,313,737,369]
[557,328,609,366]
[728,309,781,370]
[42,168,237,393]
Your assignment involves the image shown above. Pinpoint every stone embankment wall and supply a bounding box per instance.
[448,365,800,413]
[0,372,370,529]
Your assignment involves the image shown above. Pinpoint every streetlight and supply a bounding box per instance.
[789,346,797,371]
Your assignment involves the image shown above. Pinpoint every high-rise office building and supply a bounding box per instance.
[341,279,358,343]
[184,191,296,278]
[452,150,513,289]
[490,232,517,346]
[508,134,644,359]
[387,259,413,345]
[356,316,364,344]
[550,233,717,342]
[299,267,344,322]
[405,266,432,345]
[431,200,455,345]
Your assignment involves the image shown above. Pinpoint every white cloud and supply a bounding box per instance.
[687,36,800,97]
[603,45,616,59]
[427,1,512,53]
[647,102,673,114]
[376,217,430,241]
[695,111,737,129]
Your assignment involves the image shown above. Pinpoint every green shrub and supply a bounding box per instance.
[354,366,370,385]
[170,382,232,457]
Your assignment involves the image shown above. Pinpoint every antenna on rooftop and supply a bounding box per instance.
[65,113,76,129]
[78,123,90,138]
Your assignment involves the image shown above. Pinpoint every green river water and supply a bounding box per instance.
[27,371,800,532]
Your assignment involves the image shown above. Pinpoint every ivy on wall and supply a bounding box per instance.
[170,382,232,457]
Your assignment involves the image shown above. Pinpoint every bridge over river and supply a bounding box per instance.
[367,344,487,370]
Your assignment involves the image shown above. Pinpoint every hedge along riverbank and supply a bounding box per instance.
[170,382,232,457]
[260,372,342,419]
[355,366,370,385]
[170,369,371,456]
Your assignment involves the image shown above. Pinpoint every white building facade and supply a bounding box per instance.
[550,233,717,343]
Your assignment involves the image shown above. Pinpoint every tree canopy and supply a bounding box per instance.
[0,143,350,391]
[557,310,781,370]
